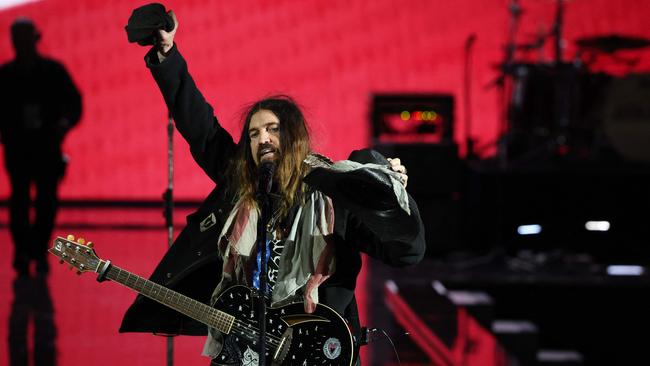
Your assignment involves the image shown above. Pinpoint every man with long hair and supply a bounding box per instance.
[120,7,425,365]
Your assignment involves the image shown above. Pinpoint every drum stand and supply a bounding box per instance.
[495,0,524,169]
[497,0,580,168]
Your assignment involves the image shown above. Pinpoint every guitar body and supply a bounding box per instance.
[212,286,354,366]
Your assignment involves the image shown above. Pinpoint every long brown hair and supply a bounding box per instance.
[228,95,311,219]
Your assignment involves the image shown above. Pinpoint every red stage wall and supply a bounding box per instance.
[0,0,649,200]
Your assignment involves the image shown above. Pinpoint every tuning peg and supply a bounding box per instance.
[78,238,85,245]
[87,241,94,248]
[67,234,75,241]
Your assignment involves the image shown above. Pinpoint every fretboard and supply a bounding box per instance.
[102,261,234,334]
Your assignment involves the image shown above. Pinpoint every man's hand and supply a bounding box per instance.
[157,10,177,56]
[388,157,408,187]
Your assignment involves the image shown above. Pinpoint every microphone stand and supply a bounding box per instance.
[551,0,571,151]
[256,196,271,365]
[552,0,564,66]
[464,33,477,161]
[163,110,174,366]
[256,171,273,366]
[498,0,523,169]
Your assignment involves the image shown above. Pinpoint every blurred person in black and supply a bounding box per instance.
[0,17,82,277]
[9,275,57,366]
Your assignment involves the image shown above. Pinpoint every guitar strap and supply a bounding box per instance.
[251,236,274,295]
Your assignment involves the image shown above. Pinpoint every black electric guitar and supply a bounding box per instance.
[49,235,353,365]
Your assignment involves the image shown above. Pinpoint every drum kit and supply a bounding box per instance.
[494,0,650,165]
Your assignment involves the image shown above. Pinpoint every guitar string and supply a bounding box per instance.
[120,272,284,347]
[97,264,346,359]
[107,269,283,347]
[92,269,347,361]
[229,319,282,346]
[112,269,287,350]
[78,267,340,360]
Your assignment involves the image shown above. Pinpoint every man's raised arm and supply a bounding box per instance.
[130,7,236,182]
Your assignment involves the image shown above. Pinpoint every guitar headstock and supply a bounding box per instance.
[49,235,102,275]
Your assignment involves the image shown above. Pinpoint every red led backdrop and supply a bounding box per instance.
[0,2,648,365]
[0,0,648,200]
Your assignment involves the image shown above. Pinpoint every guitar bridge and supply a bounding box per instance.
[272,327,293,365]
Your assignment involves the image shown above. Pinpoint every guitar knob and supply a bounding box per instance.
[76,271,82,275]
[87,241,94,248]
[59,259,64,264]
[78,238,86,245]
[67,234,75,241]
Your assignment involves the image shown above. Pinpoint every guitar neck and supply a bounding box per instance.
[101,261,234,334]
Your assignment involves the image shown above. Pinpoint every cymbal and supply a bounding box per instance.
[576,34,650,53]
[490,61,564,73]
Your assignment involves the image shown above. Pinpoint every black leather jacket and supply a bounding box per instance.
[119,46,426,348]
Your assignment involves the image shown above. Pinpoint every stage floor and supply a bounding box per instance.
[3,205,649,365]
[0,206,211,365]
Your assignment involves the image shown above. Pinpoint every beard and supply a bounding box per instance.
[258,143,280,163]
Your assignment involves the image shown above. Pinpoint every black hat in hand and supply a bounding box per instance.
[304,148,420,242]
[125,3,174,46]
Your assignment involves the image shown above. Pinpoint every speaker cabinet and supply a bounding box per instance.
[373,142,463,256]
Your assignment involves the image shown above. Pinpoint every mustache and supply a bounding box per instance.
[257,143,278,159]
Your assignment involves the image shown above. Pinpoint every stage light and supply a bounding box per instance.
[0,0,39,11]
[606,265,644,276]
[517,224,542,235]
[585,221,610,231]
[372,94,454,144]
[385,280,398,293]
[421,111,438,122]
[431,280,447,295]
